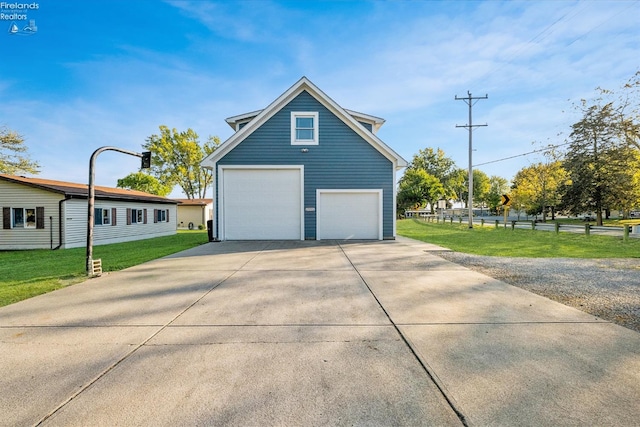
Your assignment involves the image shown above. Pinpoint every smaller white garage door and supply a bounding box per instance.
[317,189,382,240]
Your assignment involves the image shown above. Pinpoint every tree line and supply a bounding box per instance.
[398,71,640,226]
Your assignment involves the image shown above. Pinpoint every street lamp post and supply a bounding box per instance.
[86,147,151,275]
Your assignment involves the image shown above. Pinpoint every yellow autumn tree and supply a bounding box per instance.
[511,161,566,221]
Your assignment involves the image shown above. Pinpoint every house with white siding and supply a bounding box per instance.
[0,174,177,250]
[201,77,408,240]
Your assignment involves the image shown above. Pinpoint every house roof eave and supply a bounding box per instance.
[201,77,408,169]
[0,174,178,204]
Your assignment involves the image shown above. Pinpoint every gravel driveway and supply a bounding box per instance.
[435,252,640,333]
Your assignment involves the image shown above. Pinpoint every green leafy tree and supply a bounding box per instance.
[473,170,491,209]
[408,147,458,199]
[561,101,625,225]
[486,175,510,214]
[117,172,172,196]
[458,169,490,208]
[397,169,445,214]
[512,161,566,220]
[612,70,640,150]
[410,147,456,179]
[560,71,640,224]
[0,126,39,175]
[143,126,220,199]
[600,145,640,218]
[448,168,468,205]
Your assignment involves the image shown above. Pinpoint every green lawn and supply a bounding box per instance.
[0,231,209,307]
[397,219,640,258]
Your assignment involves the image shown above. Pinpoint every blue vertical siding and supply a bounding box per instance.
[218,90,395,239]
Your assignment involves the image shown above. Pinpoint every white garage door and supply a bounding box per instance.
[221,167,303,240]
[317,190,382,240]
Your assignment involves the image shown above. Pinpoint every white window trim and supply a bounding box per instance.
[12,207,36,229]
[291,111,319,145]
[157,209,168,223]
[131,208,144,225]
[95,208,110,226]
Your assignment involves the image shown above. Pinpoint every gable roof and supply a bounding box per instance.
[173,198,213,206]
[202,77,408,170]
[225,108,386,134]
[0,174,177,204]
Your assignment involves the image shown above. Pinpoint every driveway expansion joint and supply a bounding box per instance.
[338,242,471,427]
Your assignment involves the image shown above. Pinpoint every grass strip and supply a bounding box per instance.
[397,219,640,258]
[0,231,209,307]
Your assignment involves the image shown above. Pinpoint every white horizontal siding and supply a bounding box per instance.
[1,180,177,250]
[62,200,86,248]
[63,199,177,249]
[0,180,64,250]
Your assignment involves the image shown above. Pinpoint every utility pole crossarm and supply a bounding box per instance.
[455,91,488,229]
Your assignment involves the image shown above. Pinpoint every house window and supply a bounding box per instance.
[94,208,111,225]
[3,206,44,230]
[13,208,36,228]
[128,208,147,225]
[291,112,319,145]
[132,209,142,224]
[156,209,168,223]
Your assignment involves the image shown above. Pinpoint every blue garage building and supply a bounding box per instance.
[201,77,407,240]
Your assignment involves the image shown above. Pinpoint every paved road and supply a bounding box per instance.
[1,238,639,426]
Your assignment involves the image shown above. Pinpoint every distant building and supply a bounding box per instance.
[174,198,213,229]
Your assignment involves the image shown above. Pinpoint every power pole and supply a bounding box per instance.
[455,91,488,228]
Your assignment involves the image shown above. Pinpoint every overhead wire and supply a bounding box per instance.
[565,0,639,47]
[472,142,572,168]
[464,1,591,91]
[459,1,640,171]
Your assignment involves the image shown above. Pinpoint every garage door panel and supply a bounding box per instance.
[222,168,302,240]
[317,190,381,240]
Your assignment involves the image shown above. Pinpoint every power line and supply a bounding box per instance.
[467,1,638,92]
[473,141,571,167]
[565,1,639,47]
[466,2,591,91]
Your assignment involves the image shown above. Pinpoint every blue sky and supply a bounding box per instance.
[2,0,639,197]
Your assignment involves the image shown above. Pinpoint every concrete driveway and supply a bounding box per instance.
[1,238,639,426]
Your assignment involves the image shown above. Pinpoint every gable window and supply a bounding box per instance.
[291,112,319,145]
